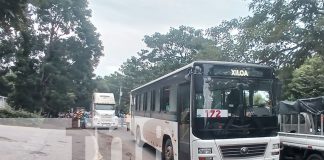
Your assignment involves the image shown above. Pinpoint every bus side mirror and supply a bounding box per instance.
[185,73,191,81]
[185,68,192,81]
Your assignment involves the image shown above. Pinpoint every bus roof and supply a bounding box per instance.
[131,61,272,92]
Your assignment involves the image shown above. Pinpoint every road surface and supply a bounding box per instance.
[0,124,157,160]
[96,127,158,160]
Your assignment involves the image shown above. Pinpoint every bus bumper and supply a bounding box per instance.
[192,136,280,160]
[92,122,118,129]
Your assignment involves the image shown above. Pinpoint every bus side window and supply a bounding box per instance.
[139,94,143,111]
[135,95,139,111]
[147,91,151,111]
[143,92,148,111]
[155,89,160,111]
[169,85,177,112]
[160,86,170,112]
[151,90,156,111]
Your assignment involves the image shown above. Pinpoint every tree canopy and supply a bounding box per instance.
[1,0,324,115]
[287,56,324,99]
[0,0,103,115]
[98,0,324,113]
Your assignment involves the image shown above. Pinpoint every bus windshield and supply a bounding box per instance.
[95,104,114,110]
[192,77,278,139]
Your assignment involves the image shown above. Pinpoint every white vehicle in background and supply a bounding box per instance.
[0,96,7,109]
[91,92,119,129]
[279,97,324,160]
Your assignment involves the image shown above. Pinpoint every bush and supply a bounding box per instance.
[0,107,41,118]
[0,107,43,127]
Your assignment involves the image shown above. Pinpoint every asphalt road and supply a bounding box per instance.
[0,125,99,160]
[0,124,157,160]
[96,127,158,160]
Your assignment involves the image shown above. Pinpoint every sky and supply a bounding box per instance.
[88,0,251,77]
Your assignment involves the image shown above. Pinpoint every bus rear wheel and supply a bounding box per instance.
[307,154,324,160]
[163,138,174,160]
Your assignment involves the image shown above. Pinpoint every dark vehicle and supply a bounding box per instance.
[279,97,324,160]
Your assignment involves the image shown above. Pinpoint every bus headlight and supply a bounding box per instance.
[198,148,212,154]
[198,157,213,160]
[271,151,280,155]
[272,144,280,149]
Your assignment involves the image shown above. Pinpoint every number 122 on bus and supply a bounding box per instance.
[196,109,228,118]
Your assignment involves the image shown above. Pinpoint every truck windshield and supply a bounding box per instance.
[192,77,278,139]
[95,104,114,110]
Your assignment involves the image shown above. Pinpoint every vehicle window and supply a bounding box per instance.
[169,85,177,112]
[95,104,114,110]
[135,95,139,111]
[151,90,156,111]
[283,114,305,124]
[139,94,143,111]
[160,86,170,111]
[143,92,148,111]
[178,82,190,123]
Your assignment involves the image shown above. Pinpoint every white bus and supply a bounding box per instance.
[130,61,281,160]
[91,92,119,129]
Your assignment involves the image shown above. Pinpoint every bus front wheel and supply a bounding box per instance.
[163,138,174,160]
[307,154,324,160]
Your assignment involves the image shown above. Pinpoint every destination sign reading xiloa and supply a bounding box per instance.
[231,69,248,76]
[204,64,273,78]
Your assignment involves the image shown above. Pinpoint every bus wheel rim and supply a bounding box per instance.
[165,145,173,160]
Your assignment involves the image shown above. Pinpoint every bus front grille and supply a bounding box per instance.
[219,143,267,159]
[101,115,113,118]
[101,118,113,121]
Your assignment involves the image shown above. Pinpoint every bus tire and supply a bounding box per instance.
[307,154,324,160]
[162,138,174,160]
[136,127,143,146]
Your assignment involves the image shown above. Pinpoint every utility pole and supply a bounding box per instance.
[119,85,122,112]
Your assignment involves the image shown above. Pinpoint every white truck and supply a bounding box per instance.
[278,97,324,160]
[91,93,119,129]
[0,96,7,109]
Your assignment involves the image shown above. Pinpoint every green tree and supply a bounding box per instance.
[206,0,324,68]
[206,18,252,63]
[94,76,110,93]
[0,0,28,30]
[246,0,324,67]
[205,0,324,100]
[117,56,150,113]
[101,26,213,113]
[287,56,324,99]
[0,0,34,97]
[141,26,208,77]
[6,0,103,114]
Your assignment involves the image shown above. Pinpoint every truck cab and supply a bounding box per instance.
[91,93,119,129]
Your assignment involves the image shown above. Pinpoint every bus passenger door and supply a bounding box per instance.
[178,82,190,160]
